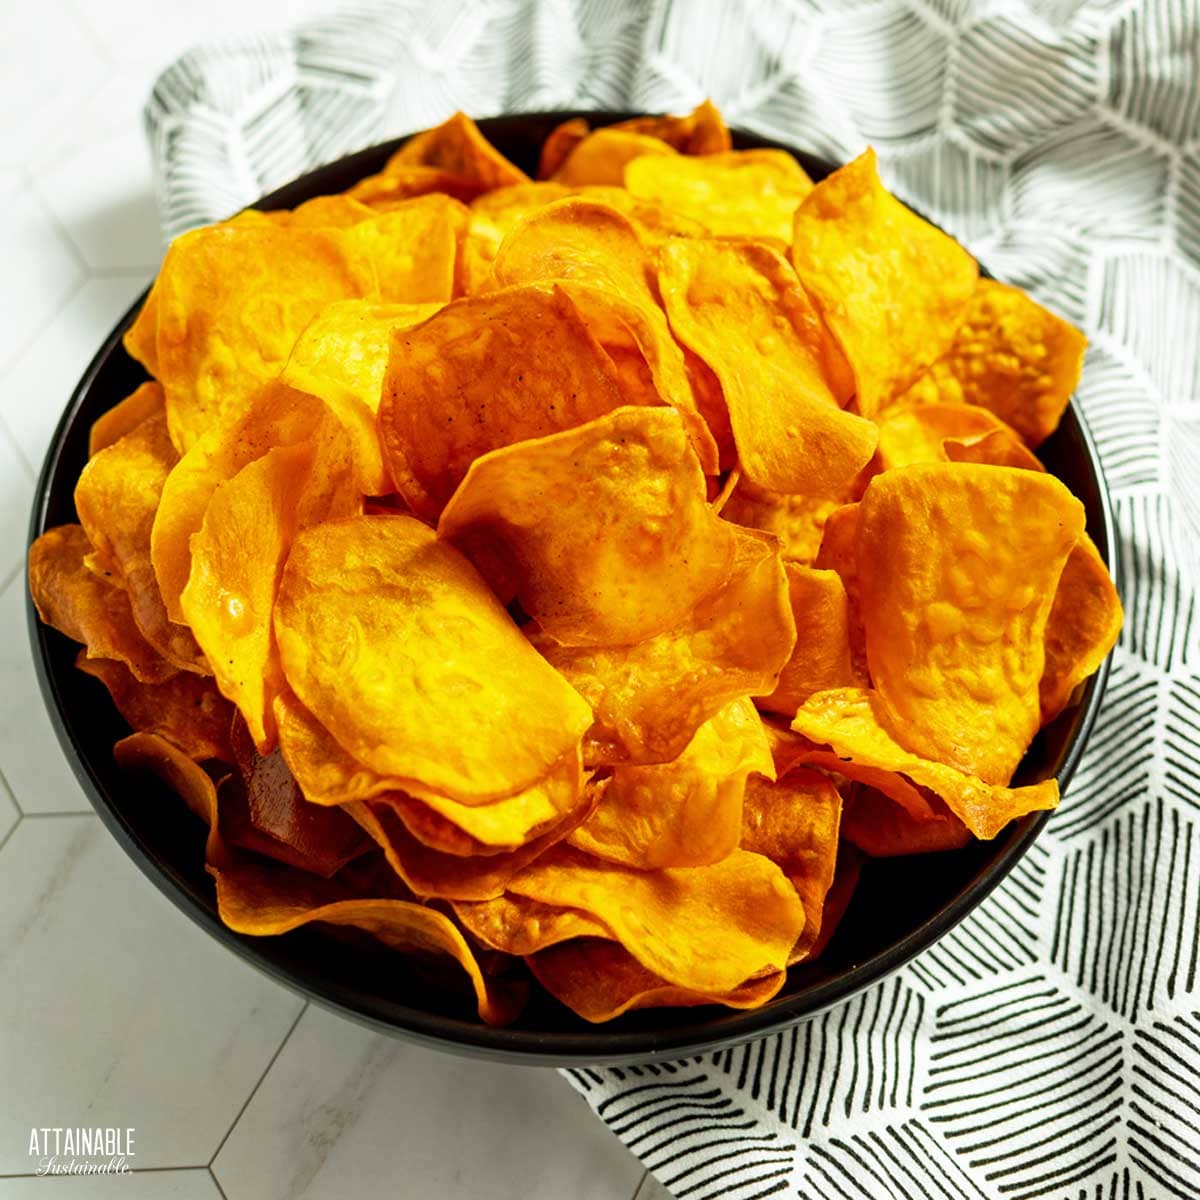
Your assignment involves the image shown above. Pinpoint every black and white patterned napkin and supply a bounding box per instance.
[144,2,1200,1195]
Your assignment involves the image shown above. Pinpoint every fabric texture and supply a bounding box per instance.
[144,2,1200,1196]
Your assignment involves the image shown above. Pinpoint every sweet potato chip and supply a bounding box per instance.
[551,127,676,186]
[944,426,1044,472]
[813,502,867,679]
[896,280,1086,446]
[76,652,232,762]
[152,384,336,624]
[379,284,630,517]
[841,785,971,857]
[461,182,571,292]
[439,407,737,646]
[1040,535,1122,721]
[492,197,718,470]
[152,222,377,451]
[612,102,731,155]
[274,515,591,801]
[790,688,1059,839]
[626,149,812,242]
[658,238,875,493]
[88,381,164,458]
[527,939,784,1023]
[124,282,160,378]
[758,565,859,716]
[454,894,609,955]
[538,117,589,179]
[569,186,709,241]
[348,165,488,209]
[75,409,207,673]
[181,422,358,751]
[740,767,842,962]
[569,697,772,868]
[533,526,793,764]
[345,795,588,901]
[858,463,1084,782]
[384,112,528,190]
[873,403,1007,473]
[722,476,841,564]
[29,525,177,684]
[508,845,804,993]
[282,299,443,494]
[808,845,863,960]
[114,732,521,1024]
[790,148,979,416]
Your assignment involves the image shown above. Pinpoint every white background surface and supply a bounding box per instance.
[0,2,666,1196]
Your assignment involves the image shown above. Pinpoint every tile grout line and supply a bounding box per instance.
[208,1164,231,1199]
[29,178,92,279]
[207,1000,309,1169]
[0,764,25,818]
[21,810,96,819]
[630,1167,650,1200]
[0,248,88,386]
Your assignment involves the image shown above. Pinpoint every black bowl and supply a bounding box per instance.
[27,112,1116,1066]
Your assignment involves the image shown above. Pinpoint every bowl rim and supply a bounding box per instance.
[26,110,1118,1066]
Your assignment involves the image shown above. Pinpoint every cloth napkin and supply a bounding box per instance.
[144,2,1200,1195]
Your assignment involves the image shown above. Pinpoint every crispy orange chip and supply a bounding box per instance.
[455,894,609,955]
[722,476,842,564]
[896,280,1086,446]
[873,403,1007,473]
[114,732,522,1024]
[181,419,357,751]
[858,463,1084,783]
[813,502,867,679]
[659,237,875,494]
[741,767,842,962]
[75,409,207,674]
[461,182,571,292]
[76,651,232,761]
[569,697,773,868]
[348,165,489,210]
[538,117,590,179]
[758,565,859,716]
[274,515,591,802]
[533,527,794,764]
[611,102,732,155]
[440,407,737,646]
[551,127,676,186]
[791,688,1059,840]
[626,149,812,241]
[29,525,177,684]
[492,196,719,470]
[379,284,630,517]
[841,785,971,858]
[1040,536,1122,721]
[528,939,784,1023]
[384,112,528,190]
[88,381,165,458]
[508,845,804,993]
[790,148,978,416]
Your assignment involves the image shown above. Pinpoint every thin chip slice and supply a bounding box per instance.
[181,421,358,751]
[740,767,842,963]
[29,525,177,684]
[153,222,377,451]
[439,407,738,647]
[841,785,972,857]
[348,165,489,209]
[611,102,731,155]
[152,383,335,624]
[492,197,718,470]
[658,238,875,494]
[527,939,784,1023]
[283,299,443,494]
[274,515,591,802]
[383,112,528,190]
[873,403,1008,473]
[461,182,571,292]
[534,526,794,764]
[538,117,589,179]
[896,280,1086,446]
[626,150,812,242]
[507,845,804,993]
[1039,535,1122,721]
[551,127,676,186]
[790,148,979,416]
[113,732,522,1024]
[722,476,843,564]
[75,409,207,673]
[858,463,1084,783]
[88,381,165,457]
[791,688,1059,840]
[813,502,867,680]
[379,284,630,517]
[453,895,609,956]
[569,697,773,868]
[758,565,859,716]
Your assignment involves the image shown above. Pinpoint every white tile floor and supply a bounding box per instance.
[0,2,651,1196]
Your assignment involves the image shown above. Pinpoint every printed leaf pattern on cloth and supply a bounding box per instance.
[147,1,1200,1196]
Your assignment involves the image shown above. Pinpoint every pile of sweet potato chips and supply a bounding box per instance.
[29,105,1122,1025]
